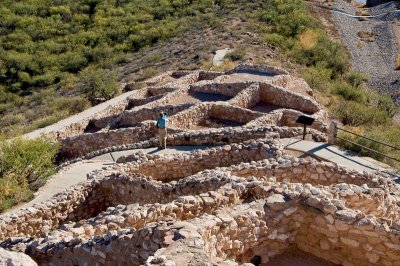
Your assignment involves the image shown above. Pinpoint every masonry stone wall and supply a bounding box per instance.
[270,74,314,96]
[228,62,289,76]
[147,86,177,96]
[168,104,211,129]
[228,83,261,109]
[128,140,278,182]
[190,81,251,97]
[209,103,262,124]
[59,122,157,159]
[279,109,328,132]
[115,103,193,128]
[58,123,328,162]
[9,64,379,266]
[6,172,399,266]
[0,181,107,240]
[259,82,320,114]
[128,93,165,109]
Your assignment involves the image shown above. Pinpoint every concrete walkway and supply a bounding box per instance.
[5,146,210,214]
[281,138,399,179]
[24,89,140,139]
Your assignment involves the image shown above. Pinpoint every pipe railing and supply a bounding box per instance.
[335,126,400,163]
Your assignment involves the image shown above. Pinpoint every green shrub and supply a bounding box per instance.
[334,101,389,126]
[262,33,286,47]
[0,173,33,213]
[337,125,400,168]
[225,48,246,61]
[51,96,90,115]
[303,66,332,93]
[0,137,59,212]
[260,0,318,38]
[77,67,120,104]
[34,116,61,129]
[332,82,366,103]
[366,90,398,118]
[346,72,368,88]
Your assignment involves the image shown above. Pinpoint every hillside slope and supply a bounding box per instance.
[332,0,400,105]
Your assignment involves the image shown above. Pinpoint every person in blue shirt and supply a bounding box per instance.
[156,112,168,149]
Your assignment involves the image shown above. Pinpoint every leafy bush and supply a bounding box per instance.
[77,67,119,104]
[225,48,246,61]
[346,72,368,88]
[0,137,59,212]
[303,66,333,93]
[0,0,229,135]
[260,0,349,78]
[337,125,400,168]
[366,90,398,118]
[260,0,317,38]
[332,81,366,103]
[334,101,389,126]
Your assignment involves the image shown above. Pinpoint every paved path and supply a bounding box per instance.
[281,138,399,179]
[24,89,139,139]
[5,146,209,214]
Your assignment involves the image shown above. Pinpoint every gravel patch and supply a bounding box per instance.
[333,0,400,105]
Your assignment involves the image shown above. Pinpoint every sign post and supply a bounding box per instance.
[295,115,315,140]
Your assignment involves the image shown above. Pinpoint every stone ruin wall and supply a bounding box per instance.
[23,63,330,164]
[22,63,325,142]
[58,123,327,162]
[258,82,320,114]
[2,151,400,265]
[115,103,193,128]
[228,83,261,109]
[226,63,289,76]
[6,63,384,265]
[0,139,279,240]
[126,141,278,182]
[190,81,252,97]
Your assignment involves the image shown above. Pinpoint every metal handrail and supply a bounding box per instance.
[336,136,400,162]
[336,126,400,151]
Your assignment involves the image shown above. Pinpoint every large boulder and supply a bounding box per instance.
[0,248,37,266]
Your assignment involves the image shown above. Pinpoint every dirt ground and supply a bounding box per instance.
[166,92,232,105]
[251,103,282,113]
[267,248,338,266]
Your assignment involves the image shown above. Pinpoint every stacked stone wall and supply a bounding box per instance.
[270,75,314,96]
[209,104,262,124]
[190,81,251,97]
[228,63,289,76]
[59,122,158,159]
[116,103,193,128]
[229,159,395,190]
[128,94,165,109]
[228,83,261,109]
[147,86,177,96]
[259,83,320,114]
[129,141,277,182]
[168,104,211,129]
[0,181,107,240]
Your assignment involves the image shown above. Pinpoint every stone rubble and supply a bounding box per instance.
[2,64,399,265]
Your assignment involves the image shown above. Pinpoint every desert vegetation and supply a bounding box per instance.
[0,137,59,212]
[0,0,227,136]
[259,0,399,167]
